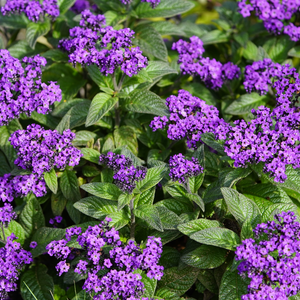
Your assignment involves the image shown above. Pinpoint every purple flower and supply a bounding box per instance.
[99,152,147,193]
[29,241,37,249]
[236,211,300,299]
[172,36,240,90]
[59,10,148,77]
[1,0,59,22]
[70,0,90,14]
[0,204,16,226]
[46,218,164,299]
[169,154,203,184]
[0,50,62,125]
[9,124,83,177]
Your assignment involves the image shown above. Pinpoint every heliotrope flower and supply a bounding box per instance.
[1,0,59,22]
[0,50,61,126]
[236,211,300,299]
[59,10,148,77]
[46,218,163,300]
[172,36,240,90]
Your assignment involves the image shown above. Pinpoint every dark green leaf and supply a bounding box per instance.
[44,168,58,194]
[0,14,29,29]
[190,228,240,251]
[177,219,220,236]
[144,61,178,81]
[156,206,183,230]
[2,221,25,245]
[80,182,121,200]
[81,148,100,164]
[20,264,54,300]
[118,193,134,211]
[8,40,48,59]
[57,0,76,14]
[134,204,163,231]
[86,93,117,127]
[73,131,98,146]
[41,49,69,62]
[151,21,185,36]
[26,20,51,49]
[51,190,67,216]
[60,169,81,201]
[114,126,138,155]
[200,30,228,45]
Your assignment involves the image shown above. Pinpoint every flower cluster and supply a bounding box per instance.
[236,211,300,299]
[0,203,16,226]
[70,0,91,14]
[0,50,61,126]
[172,36,240,90]
[120,0,160,7]
[0,234,32,299]
[9,124,82,177]
[58,10,148,77]
[238,0,300,41]
[150,90,229,148]
[169,154,203,184]
[0,173,47,201]
[244,58,300,105]
[224,104,300,183]
[99,152,147,193]
[46,218,163,300]
[1,0,59,22]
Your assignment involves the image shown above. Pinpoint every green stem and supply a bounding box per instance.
[130,197,136,240]
[185,178,192,194]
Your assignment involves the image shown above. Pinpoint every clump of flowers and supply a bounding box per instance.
[0,50,62,126]
[49,215,63,225]
[0,173,47,201]
[58,10,148,77]
[236,211,300,299]
[120,0,160,7]
[0,233,33,299]
[244,58,300,105]
[70,0,90,14]
[0,203,16,226]
[169,154,203,184]
[1,0,59,22]
[150,89,229,148]
[238,0,300,41]
[46,218,163,300]
[9,124,83,177]
[99,152,147,193]
[172,36,240,90]
[224,104,300,183]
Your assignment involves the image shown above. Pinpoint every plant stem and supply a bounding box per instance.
[117,73,126,92]
[114,100,120,128]
[130,197,136,240]
[185,178,192,194]
[112,73,118,91]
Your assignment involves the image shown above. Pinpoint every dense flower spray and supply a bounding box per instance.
[9,124,83,177]
[236,211,300,299]
[47,218,163,300]
[0,50,61,126]
[238,0,300,41]
[99,152,147,193]
[150,89,229,148]
[70,0,91,14]
[59,10,148,77]
[169,154,203,184]
[1,0,59,22]
[172,36,240,90]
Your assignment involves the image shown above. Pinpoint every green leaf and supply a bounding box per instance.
[156,206,183,230]
[81,148,100,164]
[19,197,45,238]
[21,264,54,300]
[190,228,240,251]
[66,199,81,224]
[139,271,157,298]
[144,61,178,81]
[86,93,117,127]
[74,196,117,219]
[44,168,58,194]
[242,40,258,60]
[87,65,113,89]
[177,219,220,236]
[41,49,69,62]
[221,187,261,227]
[0,119,21,168]
[124,90,168,116]
[134,204,163,232]
[29,111,60,129]
[159,246,181,269]
[181,245,227,269]
[8,40,48,59]
[118,193,134,211]
[2,221,25,245]
[136,165,168,193]
[60,169,81,201]
[133,24,168,61]
[136,0,194,18]
[107,208,131,230]
[26,20,51,49]
[114,126,138,155]
[201,132,225,155]
[225,93,269,115]
[219,268,249,300]
[151,21,185,36]
[80,182,121,200]
[0,13,29,29]
[30,227,65,257]
[51,190,67,216]
[200,30,228,45]
[197,269,218,293]
[183,82,216,107]
[157,266,199,296]
[73,131,98,146]
[57,0,76,14]
[187,193,205,212]
[288,46,300,58]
